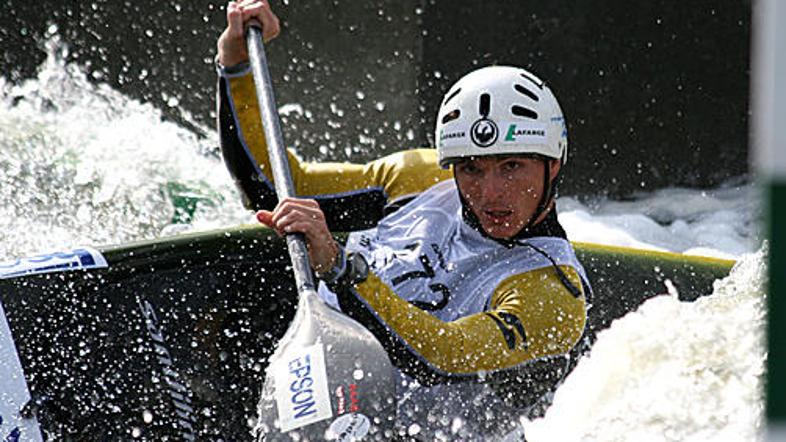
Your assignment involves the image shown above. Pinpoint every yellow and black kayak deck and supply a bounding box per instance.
[0,226,733,440]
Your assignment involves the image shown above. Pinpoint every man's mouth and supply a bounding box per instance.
[482,209,513,224]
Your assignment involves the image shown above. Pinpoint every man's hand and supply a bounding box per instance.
[217,0,281,67]
[256,198,340,275]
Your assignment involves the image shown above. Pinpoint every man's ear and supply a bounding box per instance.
[548,159,562,181]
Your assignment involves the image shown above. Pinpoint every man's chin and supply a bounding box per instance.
[481,224,520,240]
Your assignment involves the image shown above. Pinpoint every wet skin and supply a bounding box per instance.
[453,156,561,240]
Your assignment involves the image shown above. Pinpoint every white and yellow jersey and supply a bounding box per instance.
[329,179,588,376]
[315,179,590,437]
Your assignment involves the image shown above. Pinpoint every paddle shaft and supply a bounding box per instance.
[245,24,316,294]
[245,25,397,439]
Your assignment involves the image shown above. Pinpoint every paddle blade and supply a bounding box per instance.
[254,290,397,441]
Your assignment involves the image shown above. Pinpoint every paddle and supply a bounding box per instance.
[244,22,397,441]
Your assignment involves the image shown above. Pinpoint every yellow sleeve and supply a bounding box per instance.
[226,74,452,202]
[339,265,587,378]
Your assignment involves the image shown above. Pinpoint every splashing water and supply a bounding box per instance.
[524,248,766,442]
[0,37,251,259]
[0,39,766,441]
[559,182,760,260]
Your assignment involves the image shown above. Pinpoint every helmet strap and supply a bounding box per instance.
[519,160,554,234]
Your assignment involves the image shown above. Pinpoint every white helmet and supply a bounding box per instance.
[435,66,568,168]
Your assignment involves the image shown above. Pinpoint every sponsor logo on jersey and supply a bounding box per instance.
[470,118,499,147]
[0,247,107,280]
[274,343,332,432]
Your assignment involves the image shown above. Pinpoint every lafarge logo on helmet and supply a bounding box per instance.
[470,118,498,148]
[504,123,548,142]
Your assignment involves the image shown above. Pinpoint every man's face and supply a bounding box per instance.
[454,155,560,240]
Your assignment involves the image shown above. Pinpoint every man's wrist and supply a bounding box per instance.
[327,252,369,292]
[316,245,346,283]
[214,54,251,76]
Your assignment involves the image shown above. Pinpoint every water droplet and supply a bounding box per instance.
[451,417,463,433]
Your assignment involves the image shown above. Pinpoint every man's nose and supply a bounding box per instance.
[481,171,509,201]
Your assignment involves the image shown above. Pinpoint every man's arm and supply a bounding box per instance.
[333,265,587,385]
[215,1,452,229]
[217,69,452,230]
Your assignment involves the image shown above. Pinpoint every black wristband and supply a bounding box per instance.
[327,252,369,291]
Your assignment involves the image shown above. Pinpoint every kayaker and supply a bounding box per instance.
[216,1,592,439]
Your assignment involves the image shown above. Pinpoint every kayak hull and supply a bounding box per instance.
[0,226,733,440]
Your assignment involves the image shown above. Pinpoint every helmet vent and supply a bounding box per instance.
[514,84,539,102]
[443,88,462,106]
[479,93,491,117]
[441,109,461,124]
[511,105,538,119]
[519,72,545,90]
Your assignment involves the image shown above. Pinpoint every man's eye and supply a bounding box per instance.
[502,161,521,171]
[459,164,480,174]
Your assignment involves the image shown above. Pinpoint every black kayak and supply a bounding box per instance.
[0,225,734,440]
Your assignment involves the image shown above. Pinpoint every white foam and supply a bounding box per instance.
[559,182,760,260]
[525,248,766,442]
[0,37,252,259]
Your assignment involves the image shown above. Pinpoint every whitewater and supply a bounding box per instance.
[0,39,765,441]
